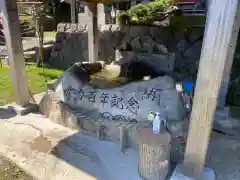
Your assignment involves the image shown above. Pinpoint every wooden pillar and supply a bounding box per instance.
[71,0,77,23]
[183,0,239,179]
[138,128,171,180]
[87,3,98,63]
[97,4,106,25]
[0,0,31,106]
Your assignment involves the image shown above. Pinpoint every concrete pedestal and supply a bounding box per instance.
[170,165,215,180]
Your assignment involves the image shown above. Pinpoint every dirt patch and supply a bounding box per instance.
[0,155,34,180]
[29,135,52,153]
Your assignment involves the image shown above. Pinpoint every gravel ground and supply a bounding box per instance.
[0,155,34,180]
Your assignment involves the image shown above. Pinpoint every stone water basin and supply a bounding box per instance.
[54,61,186,123]
[40,61,189,164]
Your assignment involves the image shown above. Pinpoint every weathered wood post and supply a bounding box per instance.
[0,0,31,106]
[138,127,171,180]
[87,3,99,63]
[97,4,106,25]
[177,0,240,179]
[71,0,77,23]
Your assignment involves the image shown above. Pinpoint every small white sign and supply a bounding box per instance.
[152,112,161,135]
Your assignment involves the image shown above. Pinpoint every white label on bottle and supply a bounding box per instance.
[153,115,161,135]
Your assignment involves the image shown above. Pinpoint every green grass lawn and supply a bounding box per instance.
[0,65,63,105]
[44,31,57,37]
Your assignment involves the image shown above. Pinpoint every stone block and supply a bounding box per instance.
[119,26,128,35]
[96,122,104,140]
[66,28,74,33]
[49,100,62,124]
[67,113,80,130]
[39,91,55,117]
[70,24,78,32]
[80,116,97,134]
[124,123,138,149]
[149,27,164,40]
[77,24,86,32]
[166,120,185,138]
[129,26,143,38]
[103,122,121,141]
[58,102,71,126]
[65,23,71,30]
[99,25,109,32]
[187,28,204,42]
[57,23,67,32]
[174,51,185,69]
[213,107,240,132]
[130,38,142,52]
[174,29,186,41]
[56,102,80,130]
[111,25,120,32]
[53,42,62,51]
[215,107,230,120]
[183,47,196,59]
[155,43,168,54]
[47,99,138,147]
[170,136,186,164]
[55,32,65,42]
[177,40,188,52]
[191,40,202,56]
[50,51,59,59]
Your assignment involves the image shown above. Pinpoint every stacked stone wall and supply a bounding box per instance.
[50,23,204,76]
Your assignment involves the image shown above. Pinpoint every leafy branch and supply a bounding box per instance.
[117,0,179,26]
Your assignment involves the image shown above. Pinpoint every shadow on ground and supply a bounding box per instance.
[50,127,240,180]
[51,132,141,180]
[206,132,240,180]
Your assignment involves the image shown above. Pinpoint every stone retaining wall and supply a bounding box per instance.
[50,23,204,76]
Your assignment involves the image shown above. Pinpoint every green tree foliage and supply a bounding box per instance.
[118,0,176,25]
